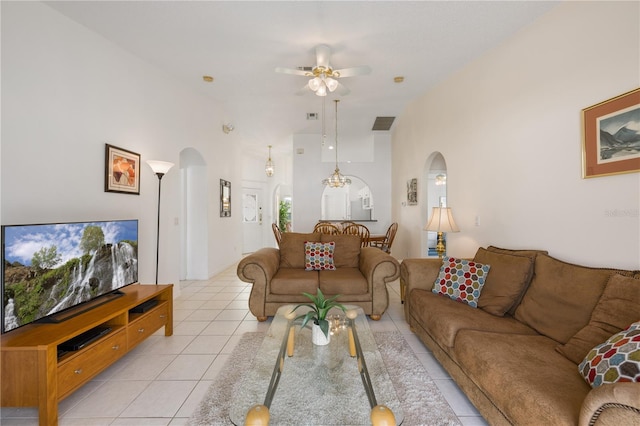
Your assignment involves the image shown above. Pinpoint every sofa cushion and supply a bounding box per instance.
[271,268,318,295]
[432,257,490,308]
[557,273,640,364]
[321,233,360,268]
[319,268,368,295]
[454,330,591,425]
[409,289,538,349]
[304,241,336,271]
[514,254,628,344]
[486,246,548,315]
[473,247,535,316]
[578,321,640,388]
[279,232,320,268]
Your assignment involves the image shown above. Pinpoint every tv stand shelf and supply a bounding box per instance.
[1,284,173,426]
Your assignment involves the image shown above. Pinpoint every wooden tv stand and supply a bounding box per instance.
[1,284,173,426]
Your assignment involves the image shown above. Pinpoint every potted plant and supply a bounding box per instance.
[292,289,346,345]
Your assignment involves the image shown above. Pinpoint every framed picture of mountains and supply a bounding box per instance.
[582,88,640,178]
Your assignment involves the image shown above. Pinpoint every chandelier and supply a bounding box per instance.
[265,145,275,177]
[322,100,351,187]
[308,67,338,97]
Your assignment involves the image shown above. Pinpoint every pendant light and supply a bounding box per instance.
[265,145,275,177]
[322,100,351,187]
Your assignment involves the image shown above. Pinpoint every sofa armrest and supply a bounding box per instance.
[579,382,640,426]
[400,258,443,323]
[359,247,400,318]
[237,247,280,320]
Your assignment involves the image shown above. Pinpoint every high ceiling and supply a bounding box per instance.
[45,1,558,156]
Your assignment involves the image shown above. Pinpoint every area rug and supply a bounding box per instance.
[188,331,461,425]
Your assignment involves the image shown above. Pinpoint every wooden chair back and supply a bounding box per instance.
[343,223,371,247]
[313,222,341,235]
[272,223,282,246]
[376,222,398,254]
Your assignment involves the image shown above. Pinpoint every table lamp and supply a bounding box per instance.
[424,207,460,259]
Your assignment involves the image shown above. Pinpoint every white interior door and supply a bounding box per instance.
[242,187,264,254]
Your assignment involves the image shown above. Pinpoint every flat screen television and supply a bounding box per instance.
[1,219,138,333]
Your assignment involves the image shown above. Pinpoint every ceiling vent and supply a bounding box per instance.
[372,117,395,131]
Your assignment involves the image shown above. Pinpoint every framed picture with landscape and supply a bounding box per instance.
[582,88,640,178]
[104,144,141,194]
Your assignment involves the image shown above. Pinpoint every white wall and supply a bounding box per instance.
[392,1,640,270]
[1,2,244,290]
[293,133,392,235]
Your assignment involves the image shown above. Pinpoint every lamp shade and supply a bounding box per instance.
[146,160,175,175]
[424,207,460,233]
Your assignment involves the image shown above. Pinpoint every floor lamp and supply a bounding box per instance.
[147,160,175,284]
[424,207,460,259]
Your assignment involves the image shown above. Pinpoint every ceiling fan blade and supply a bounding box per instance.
[315,44,331,69]
[334,82,351,96]
[295,84,312,96]
[333,65,372,78]
[275,67,311,77]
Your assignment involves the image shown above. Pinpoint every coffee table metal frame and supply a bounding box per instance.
[244,305,397,425]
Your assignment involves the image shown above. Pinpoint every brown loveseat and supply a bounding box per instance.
[238,232,400,321]
[401,246,640,425]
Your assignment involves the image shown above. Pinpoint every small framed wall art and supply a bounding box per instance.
[105,144,141,194]
[582,88,640,178]
[407,178,418,205]
[220,179,231,217]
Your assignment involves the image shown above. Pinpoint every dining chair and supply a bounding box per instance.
[342,223,371,247]
[313,222,341,235]
[370,222,398,254]
[272,223,282,246]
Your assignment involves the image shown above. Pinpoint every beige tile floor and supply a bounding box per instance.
[0,265,487,425]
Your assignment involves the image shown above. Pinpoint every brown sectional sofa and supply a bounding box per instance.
[238,232,400,321]
[401,246,640,425]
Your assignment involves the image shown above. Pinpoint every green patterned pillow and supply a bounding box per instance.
[432,257,491,308]
[304,241,336,271]
[578,321,640,387]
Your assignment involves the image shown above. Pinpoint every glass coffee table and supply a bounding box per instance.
[229,305,403,425]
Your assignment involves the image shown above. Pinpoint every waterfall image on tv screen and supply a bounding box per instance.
[2,220,138,333]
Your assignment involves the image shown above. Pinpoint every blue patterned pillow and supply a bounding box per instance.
[432,257,491,308]
[304,241,336,271]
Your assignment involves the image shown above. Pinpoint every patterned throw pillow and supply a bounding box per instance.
[304,241,336,271]
[432,257,491,308]
[578,321,640,388]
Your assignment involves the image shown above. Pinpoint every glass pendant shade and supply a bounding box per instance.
[315,84,327,96]
[308,77,322,92]
[265,145,275,177]
[326,77,338,92]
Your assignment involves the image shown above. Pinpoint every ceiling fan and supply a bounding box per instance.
[275,44,371,96]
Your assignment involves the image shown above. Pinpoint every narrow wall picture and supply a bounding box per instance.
[220,179,231,217]
[407,178,418,205]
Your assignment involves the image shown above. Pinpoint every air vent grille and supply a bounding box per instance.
[372,117,396,131]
